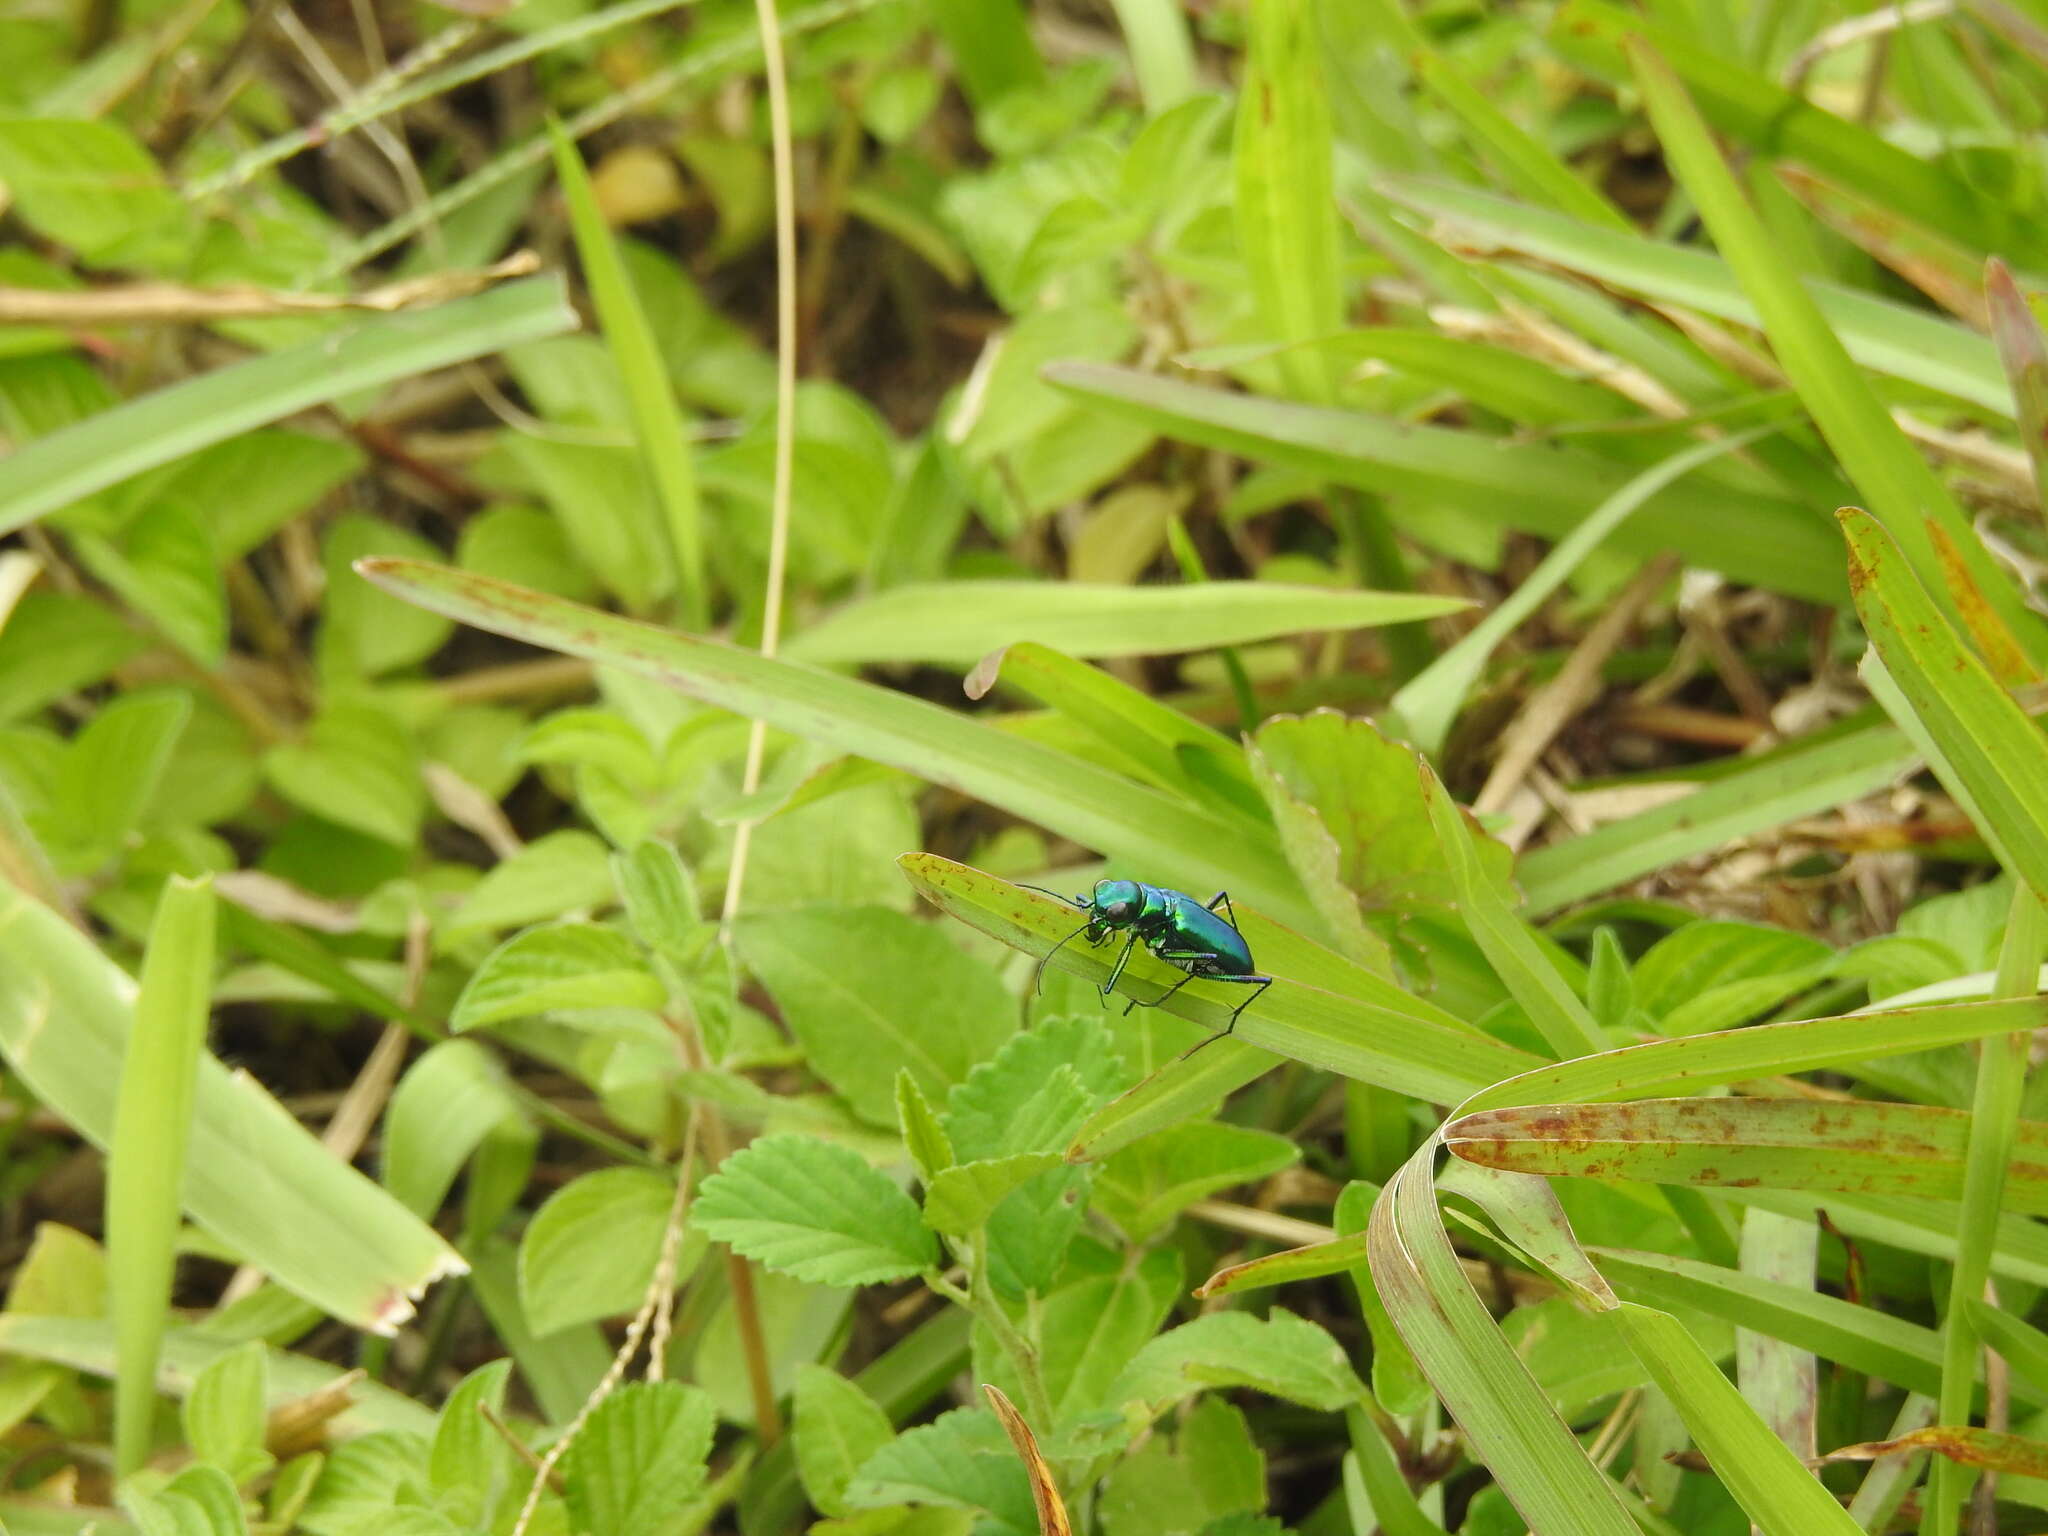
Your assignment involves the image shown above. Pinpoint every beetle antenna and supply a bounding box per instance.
[1014,883,1085,907]
[1031,921,1091,996]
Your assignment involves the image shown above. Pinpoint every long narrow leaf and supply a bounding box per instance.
[0,277,576,537]
[107,877,215,1476]
[357,558,1315,925]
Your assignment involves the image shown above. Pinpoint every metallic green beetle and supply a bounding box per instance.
[1021,878,1273,1038]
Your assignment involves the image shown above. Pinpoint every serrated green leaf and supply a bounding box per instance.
[184,1340,271,1485]
[1110,1309,1364,1414]
[896,1070,954,1185]
[563,1381,716,1536]
[429,1358,514,1528]
[451,923,663,1031]
[734,906,1014,1126]
[1095,1122,1299,1240]
[263,700,423,848]
[444,829,617,936]
[922,1154,1063,1236]
[844,1407,1035,1532]
[694,1134,937,1286]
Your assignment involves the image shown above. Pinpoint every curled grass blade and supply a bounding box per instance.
[356,558,1313,926]
[1988,256,2048,517]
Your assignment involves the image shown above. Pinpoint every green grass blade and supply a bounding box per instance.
[548,122,704,627]
[1381,179,2011,416]
[0,888,464,1331]
[1393,421,1781,755]
[786,581,1466,666]
[1928,885,2046,1530]
[1043,363,1846,603]
[1234,0,1342,404]
[1517,718,1917,912]
[0,276,576,538]
[1963,1299,2048,1401]
[1610,1304,1863,1536]
[355,558,1314,925]
[1420,767,1606,1060]
[1368,1142,1640,1536]
[1104,0,1196,113]
[1461,997,2048,1112]
[1627,37,2040,659]
[0,1314,433,1437]
[1841,507,2048,903]
[902,854,1539,1110]
[1410,50,1631,231]
[107,877,215,1477]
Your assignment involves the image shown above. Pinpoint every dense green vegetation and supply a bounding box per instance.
[4,1,2048,1533]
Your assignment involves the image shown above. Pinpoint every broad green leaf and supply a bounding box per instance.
[922,1154,1062,1235]
[0,119,185,261]
[6,1223,105,1317]
[0,590,147,724]
[0,887,464,1333]
[945,1014,1127,1162]
[613,840,700,972]
[693,1134,937,1287]
[353,558,1313,926]
[992,1244,1182,1423]
[562,1382,716,1536]
[443,829,616,936]
[843,1407,1036,1531]
[183,1340,271,1485]
[73,503,225,665]
[734,906,1013,1127]
[451,923,664,1031]
[122,1461,250,1536]
[1109,1308,1363,1414]
[108,876,214,1476]
[0,278,575,538]
[428,1359,513,1528]
[1627,38,2039,658]
[1042,364,1845,604]
[317,515,454,681]
[1841,507,2048,903]
[1446,1096,2048,1212]
[39,689,188,875]
[380,1039,527,1218]
[1100,1398,1265,1536]
[262,700,423,848]
[794,1365,895,1519]
[518,1167,692,1336]
[1094,1122,1299,1240]
[785,582,1463,667]
[903,854,1539,1116]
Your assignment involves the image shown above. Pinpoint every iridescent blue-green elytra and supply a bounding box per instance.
[1022,877,1272,1039]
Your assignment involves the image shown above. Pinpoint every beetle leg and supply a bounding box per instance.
[1101,932,1140,998]
[1220,976,1272,1034]
[1122,967,1198,1016]
[1204,891,1241,929]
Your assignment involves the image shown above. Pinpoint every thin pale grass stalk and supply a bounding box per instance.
[1924,884,2046,1534]
[507,1105,700,1536]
